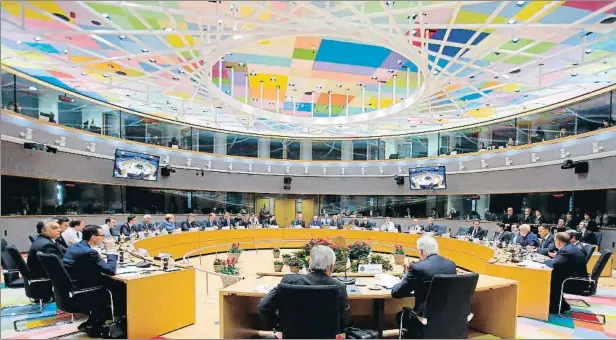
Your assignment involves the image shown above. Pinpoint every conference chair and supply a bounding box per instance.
[434,225,447,236]
[1,240,23,288]
[582,244,596,264]
[399,273,479,339]
[396,224,402,233]
[594,232,602,250]
[277,283,340,339]
[456,226,470,236]
[4,246,54,321]
[28,234,37,244]
[36,252,116,328]
[559,251,612,324]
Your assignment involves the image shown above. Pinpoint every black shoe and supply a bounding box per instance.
[84,323,107,338]
[78,319,95,332]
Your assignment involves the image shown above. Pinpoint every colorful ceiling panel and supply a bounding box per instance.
[1,1,615,137]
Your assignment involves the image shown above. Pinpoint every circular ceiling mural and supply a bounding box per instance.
[1,1,615,137]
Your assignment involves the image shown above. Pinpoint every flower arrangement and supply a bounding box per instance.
[273,248,281,258]
[348,241,372,260]
[213,258,223,272]
[331,243,349,273]
[302,238,332,254]
[218,257,240,276]
[282,253,291,265]
[273,260,284,272]
[394,245,405,255]
[393,245,406,265]
[369,253,393,271]
[287,255,304,273]
[229,242,242,254]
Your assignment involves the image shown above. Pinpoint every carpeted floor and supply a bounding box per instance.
[2,273,616,339]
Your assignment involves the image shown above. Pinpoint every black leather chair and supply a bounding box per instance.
[434,225,447,236]
[277,283,340,339]
[28,234,37,244]
[399,273,479,339]
[1,239,23,288]
[582,244,596,264]
[456,226,470,236]
[595,232,602,250]
[36,252,115,325]
[559,251,612,324]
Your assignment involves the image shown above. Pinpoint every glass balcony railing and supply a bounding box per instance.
[2,68,614,161]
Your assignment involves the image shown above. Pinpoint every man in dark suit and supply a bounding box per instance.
[515,224,539,247]
[257,245,350,334]
[181,213,199,231]
[422,217,438,233]
[582,213,598,233]
[564,212,576,230]
[491,224,511,243]
[536,225,556,256]
[544,232,588,314]
[392,235,456,338]
[566,230,586,251]
[264,215,278,227]
[502,207,518,230]
[55,216,70,252]
[292,213,306,228]
[534,210,547,225]
[220,213,234,228]
[358,217,373,229]
[330,215,343,229]
[27,219,64,297]
[134,215,156,233]
[63,225,125,336]
[578,222,598,245]
[203,213,220,229]
[520,208,533,224]
[119,216,137,236]
[466,220,487,239]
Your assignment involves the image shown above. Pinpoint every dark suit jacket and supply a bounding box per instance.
[119,223,134,236]
[580,230,598,245]
[203,219,219,229]
[359,222,374,229]
[534,216,547,225]
[491,231,512,243]
[55,235,68,252]
[584,220,599,232]
[266,219,278,227]
[257,271,350,330]
[502,214,519,225]
[391,254,457,315]
[292,220,306,228]
[109,227,120,237]
[27,235,65,279]
[422,223,437,233]
[180,220,199,231]
[467,226,487,239]
[565,219,576,230]
[220,219,234,227]
[545,244,588,294]
[537,234,557,255]
[516,232,539,247]
[330,219,344,229]
[520,215,533,224]
[63,240,118,289]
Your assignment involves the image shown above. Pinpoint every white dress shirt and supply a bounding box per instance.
[62,227,82,246]
[380,221,396,232]
[100,224,112,238]
[408,224,423,233]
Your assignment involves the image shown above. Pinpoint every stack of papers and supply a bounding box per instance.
[374,274,401,289]
[518,260,548,269]
[254,285,276,294]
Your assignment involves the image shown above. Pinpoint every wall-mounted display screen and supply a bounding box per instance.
[113,149,159,181]
[409,166,447,190]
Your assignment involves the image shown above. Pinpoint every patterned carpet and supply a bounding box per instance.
[2,274,616,339]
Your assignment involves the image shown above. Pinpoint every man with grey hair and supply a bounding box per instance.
[136,214,157,232]
[258,245,350,332]
[392,235,456,338]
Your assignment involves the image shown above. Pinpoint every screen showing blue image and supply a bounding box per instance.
[409,166,447,190]
[113,149,160,181]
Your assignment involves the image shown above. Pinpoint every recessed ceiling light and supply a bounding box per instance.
[432,70,439,75]
[516,1,525,6]
[119,35,127,40]
[173,76,179,80]
[16,40,22,44]
[116,71,126,76]
[508,19,516,24]
[149,58,156,63]
[598,71,607,76]
[509,69,521,74]
[571,73,578,77]
[102,13,110,19]
[600,17,616,24]
[28,86,37,91]
[102,73,110,78]
[34,37,42,41]
[572,62,579,66]
[512,37,519,43]
[163,27,174,32]
[141,48,149,53]
[91,20,101,26]
[515,88,520,92]
[585,48,593,54]
[63,49,68,54]
[81,72,87,76]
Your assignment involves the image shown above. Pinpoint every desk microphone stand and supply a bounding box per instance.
[336,264,356,285]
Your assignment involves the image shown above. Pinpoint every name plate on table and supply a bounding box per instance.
[189,227,199,232]
[357,264,383,274]
[161,229,169,235]
[158,252,171,260]
[172,229,182,234]
[269,225,279,229]
[371,228,380,232]
[138,231,146,239]
[137,248,149,258]
[310,226,321,229]
[221,226,230,230]
[253,224,263,229]
[236,225,246,229]
[327,226,338,230]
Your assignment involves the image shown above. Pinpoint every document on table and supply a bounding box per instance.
[254,285,277,294]
[373,274,401,289]
[518,260,548,269]
[116,266,159,275]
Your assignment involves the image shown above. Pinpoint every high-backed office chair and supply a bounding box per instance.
[399,273,479,339]
[582,244,596,264]
[594,232,602,250]
[1,240,23,288]
[396,224,402,233]
[401,225,411,233]
[560,251,612,324]
[36,252,115,326]
[456,226,470,236]
[28,234,37,244]
[277,283,340,339]
[434,225,447,236]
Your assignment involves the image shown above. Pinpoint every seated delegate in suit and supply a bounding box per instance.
[536,225,556,256]
[358,217,373,229]
[515,224,539,247]
[391,235,457,338]
[534,210,547,225]
[330,215,343,229]
[63,225,125,336]
[544,232,588,314]
[502,207,519,230]
[203,213,220,229]
[220,213,234,228]
[422,217,438,233]
[159,214,177,233]
[292,214,306,228]
[408,219,423,233]
[309,216,322,228]
[257,245,350,334]
[55,217,70,252]
[491,224,511,243]
[564,212,577,230]
[264,215,278,227]
[520,208,533,224]
[467,220,487,239]
[320,214,332,226]
[582,213,598,232]
[100,217,116,238]
[181,213,200,231]
[249,215,260,225]
[555,218,566,233]
[565,230,587,250]
[134,215,156,233]
[509,225,521,244]
[380,217,398,232]
[119,216,137,236]
[578,221,597,245]
[62,219,85,246]
[27,219,64,293]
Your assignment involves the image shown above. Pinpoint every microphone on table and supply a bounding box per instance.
[336,263,356,285]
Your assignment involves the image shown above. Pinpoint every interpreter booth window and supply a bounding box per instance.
[1,70,17,111]
[227,134,258,158]
[192,191,226,215]
[320,195,342,215]
[162,189,191,214]
[489,120,516,148]
[286,140,301,160]
[569,91,611,134]
[270,138,286,159]
[312,141,342,161]
[14,77,42,120]
[225,192,255,214]
[102,110,122,138]
[487,193,526,221]
[194,128,215,153]
[124,187,166,214]
[1,176,41,216]
[525,192,572,223]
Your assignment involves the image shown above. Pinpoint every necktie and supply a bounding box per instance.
[539,238,543,247]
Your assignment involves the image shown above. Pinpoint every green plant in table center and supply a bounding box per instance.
[229,242,243,254]
[394,245,405,255]
[218,257,240,275]
[273,260,284,266]
[369,253,393,271]
[213,258,222,265]
[348,241,372,260]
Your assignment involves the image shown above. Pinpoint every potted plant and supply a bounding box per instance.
[282,253,291,265]
[228,242,242,261]
[393,245,406,265]
[273,248,281,258]
[218,257,242,288]
[273,260,284,272]
[287,256,303,273]
[213,258,223,272]
[348,241,372,261]
[370,253,393,271]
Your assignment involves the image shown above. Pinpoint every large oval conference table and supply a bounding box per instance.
[133,228,561,338]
